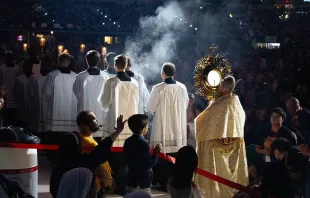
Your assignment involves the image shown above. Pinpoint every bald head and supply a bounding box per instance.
[219,75,236,95]
[286,97,301,116]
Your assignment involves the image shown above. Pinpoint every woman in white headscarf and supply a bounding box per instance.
[56,168,96,198]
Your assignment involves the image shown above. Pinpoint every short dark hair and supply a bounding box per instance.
[128,114,148,134]
[114,54,127,69]
[106,52,117,68]
[76,111,92,126]
[221,75,236,92]
[271,107,287,120]
[127,56,132,67]
[58,53,71,65]
[271,138,291,153]
[86,50,100,67]
[162,62,176,76]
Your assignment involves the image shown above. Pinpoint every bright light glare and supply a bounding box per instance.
[229,14,233,18]
[190,25,193,27]
[195,28,198,30]
[105,15,107,18]
[200,6,203,9]
[285,14,289,19]
[207,70,221,86]
[51,31,54,34]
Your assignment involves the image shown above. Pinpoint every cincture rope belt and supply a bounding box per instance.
[0,142,264,197]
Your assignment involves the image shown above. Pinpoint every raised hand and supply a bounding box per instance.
[154,143,162,155]
[114,115,128,132]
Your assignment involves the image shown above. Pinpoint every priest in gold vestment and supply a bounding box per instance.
[195,76,248,198]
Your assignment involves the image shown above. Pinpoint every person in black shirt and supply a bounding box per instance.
[286,97,310,144]
[49,113,127,197]
[124,114,161,194]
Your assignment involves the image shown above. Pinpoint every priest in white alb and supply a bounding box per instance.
[42,53,77,144]
[125,57,149,114]
[98,54,139,145]
[27,60,49,134]
[146,62,189,189]
[97,54,139,193]
[195,76,248,198]
[13,60,33,126]
[73,50,110,140]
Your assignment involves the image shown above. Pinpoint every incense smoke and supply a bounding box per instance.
[125,0,247,83]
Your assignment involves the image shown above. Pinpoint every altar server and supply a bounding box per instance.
[73,50,110,139]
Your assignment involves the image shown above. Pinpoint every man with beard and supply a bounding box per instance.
[195,76,248,198]
[50,112,127,197]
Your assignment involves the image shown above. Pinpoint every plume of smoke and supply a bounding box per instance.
[124,1,186,81]
[125,0,247,82]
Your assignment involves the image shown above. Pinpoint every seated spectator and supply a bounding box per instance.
[168,146,204,198]
[261,139,297,198]
[249,108,297,181]
[271,138,303,197]
[50,113,127,197]
[124,114,161,194]
[56,168,96,198]
[77,111,114,196]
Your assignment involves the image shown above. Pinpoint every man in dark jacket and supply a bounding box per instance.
[50,113,127,197]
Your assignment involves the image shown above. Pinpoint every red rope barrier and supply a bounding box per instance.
[0,142,260,197]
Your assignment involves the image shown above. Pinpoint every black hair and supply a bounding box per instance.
[127,56,132,67]
[58,53,71,65]
[271,138,292,153]
[114,54,127,70]
[170,146,198,189]
[106,52,117,68]
[162,62,176,76]
[76,111,92,126]
[86,50,100,67]
[271,107,287,120]
[128,114,148,134]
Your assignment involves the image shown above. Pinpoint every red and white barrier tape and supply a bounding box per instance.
[0,142,260,197]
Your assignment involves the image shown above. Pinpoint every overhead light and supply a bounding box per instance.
[102,23,105,25]
[229,14,233,18]
[180,18,183,21]
[53,20,55,22]
[51,30,54,34]
[101,12,103,15]
[185,22,188,24]
[195,28,198,30]
[190,25,193,27]
[285,14,289,19]
[105,15,107,18]
[45,13,48,16]
[113,22,116,24]
[200,6,203,9]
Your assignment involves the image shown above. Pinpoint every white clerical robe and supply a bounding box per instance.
[132,73,150,114]
[27,73,46,132]
[42,70,77,132]
[13,74,30,123]
[98,76,139,146]
[73,69,110,137]
[0,64,21,108]
[147,81,189,153]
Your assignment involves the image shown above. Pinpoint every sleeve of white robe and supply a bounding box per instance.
[97,80,113,112]
[42,74,54,102]
[146,86,159,114]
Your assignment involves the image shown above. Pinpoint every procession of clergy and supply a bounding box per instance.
[2,50,248,198]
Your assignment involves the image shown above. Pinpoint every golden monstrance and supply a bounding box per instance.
[193,44,232,100]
